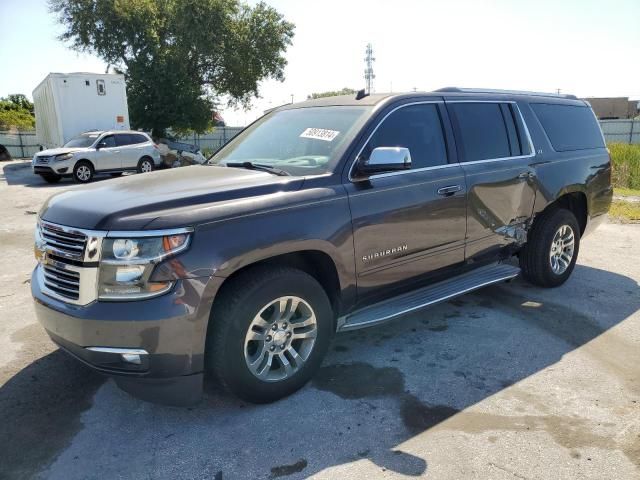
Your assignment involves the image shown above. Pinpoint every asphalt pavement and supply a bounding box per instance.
[1,160,638,479]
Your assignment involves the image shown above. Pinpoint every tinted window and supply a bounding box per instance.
[450,103,511,162]
[531,103,604,151]
[99,135,116,148]
[500,104,522,156]
[115,134,132,147]
[364,104,447,169]
[130,133,148,144]
[63,133,100,148]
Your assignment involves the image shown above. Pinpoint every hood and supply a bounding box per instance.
[40,165,305,230]
[36,147,87,157]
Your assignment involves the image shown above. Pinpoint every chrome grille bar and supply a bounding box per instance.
[36,221,106,305]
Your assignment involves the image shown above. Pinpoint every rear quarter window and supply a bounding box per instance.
[131,134,148,144]
[530,103,604,151]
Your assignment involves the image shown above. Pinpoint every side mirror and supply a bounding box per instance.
[96,142,105,150]
[354,147,412,180]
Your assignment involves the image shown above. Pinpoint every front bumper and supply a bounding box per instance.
[32,267,223,405]
[33,164,70,175]
[32,158,73,175]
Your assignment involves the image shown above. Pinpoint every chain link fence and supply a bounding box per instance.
[175,128,244,155]
[2,121,638,160]
[599,119,640,144]
[0,128,245,160]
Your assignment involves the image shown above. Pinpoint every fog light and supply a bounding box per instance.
[121,353,142,365]
[115,265,145,283]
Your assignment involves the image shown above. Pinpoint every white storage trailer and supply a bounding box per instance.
[32,73,130,149]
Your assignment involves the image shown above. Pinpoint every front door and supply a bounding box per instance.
[93,135,122,171]
[345,102,467,303]
[446,101,537,260]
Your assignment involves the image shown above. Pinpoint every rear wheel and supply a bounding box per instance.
[520,208,580,287]
[73,161,94,183]
[41,174,61,184]
[207,266,333,403]
[137,157,154,173]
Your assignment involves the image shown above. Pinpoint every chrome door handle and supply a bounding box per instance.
[437,185,462,196]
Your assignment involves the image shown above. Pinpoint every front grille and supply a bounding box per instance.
[41,222,87,259]
[37,156,51,164]
[42,262,80,300]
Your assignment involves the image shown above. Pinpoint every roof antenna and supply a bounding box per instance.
[355,88,368,100]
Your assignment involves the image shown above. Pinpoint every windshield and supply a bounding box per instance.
[211,106,370,176]
[63,133,100,148]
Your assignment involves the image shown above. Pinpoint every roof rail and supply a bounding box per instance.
[434,87,578,100]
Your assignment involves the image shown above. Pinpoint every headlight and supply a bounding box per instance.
[55,153,74,161]
[98,231,191,300]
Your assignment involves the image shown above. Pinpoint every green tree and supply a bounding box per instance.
[0,95,36,130]
[307,88,357,100]
[50,0,294,137]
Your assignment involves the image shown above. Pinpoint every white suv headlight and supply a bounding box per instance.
[55,153,74,161]
[98,231,191,300]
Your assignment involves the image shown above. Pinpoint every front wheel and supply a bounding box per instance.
[520,208,580,287]
[73,161,94,183]
[137,157,154,173]
[207,267,333,403]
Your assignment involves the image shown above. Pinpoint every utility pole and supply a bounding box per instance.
[364,43,375,94]
[290,94,294,104]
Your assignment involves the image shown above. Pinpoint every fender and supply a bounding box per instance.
[151,184,358,306]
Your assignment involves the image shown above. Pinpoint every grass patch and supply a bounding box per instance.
[614,187,640,197]
[609,200,640,223]
[609,143,640,190]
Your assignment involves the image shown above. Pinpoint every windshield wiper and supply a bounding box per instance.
[224,161,291,176]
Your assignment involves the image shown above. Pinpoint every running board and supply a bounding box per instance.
[337,263,520,332]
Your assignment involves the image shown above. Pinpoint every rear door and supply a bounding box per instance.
[114,133,137,168]
[446,101,537,261]
[124,133,150,168]
[344,101,467,302]
[93,135,121,171]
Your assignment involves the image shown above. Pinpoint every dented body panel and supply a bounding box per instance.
[32,90,611,404]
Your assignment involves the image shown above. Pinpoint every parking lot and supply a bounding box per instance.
[0,160,638,480]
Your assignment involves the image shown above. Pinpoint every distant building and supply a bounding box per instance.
[584,97,639,119]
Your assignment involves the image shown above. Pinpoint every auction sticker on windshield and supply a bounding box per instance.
[300,128,340,142]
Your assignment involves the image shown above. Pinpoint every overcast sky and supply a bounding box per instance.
[1,0,639,126]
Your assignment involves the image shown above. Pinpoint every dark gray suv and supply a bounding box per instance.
[32,88,612,405]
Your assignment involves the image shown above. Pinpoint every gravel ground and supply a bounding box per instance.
[1,160,639,480]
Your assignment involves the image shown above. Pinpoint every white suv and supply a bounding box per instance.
[32,130,161,183]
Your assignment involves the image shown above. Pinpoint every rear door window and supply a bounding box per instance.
[530,103,604,151]
[115,134,132,147]
[448,103,513,162]
[363,103,448,169]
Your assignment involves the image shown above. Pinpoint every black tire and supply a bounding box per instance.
[73,161,94,183]
[137,157,154,173]
[207,266,333,403]
[520,208,580,287]
[110,172,123,177]
[41,174,61,184]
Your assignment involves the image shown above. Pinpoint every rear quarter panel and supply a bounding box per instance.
[520,102,612,231]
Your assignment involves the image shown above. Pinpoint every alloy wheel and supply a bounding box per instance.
[76,165,91,181]
[243,296,317,382]
[549,224,575,275]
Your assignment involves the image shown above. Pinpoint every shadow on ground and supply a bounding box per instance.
[1,264,638,479]
[1,161,122,188]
